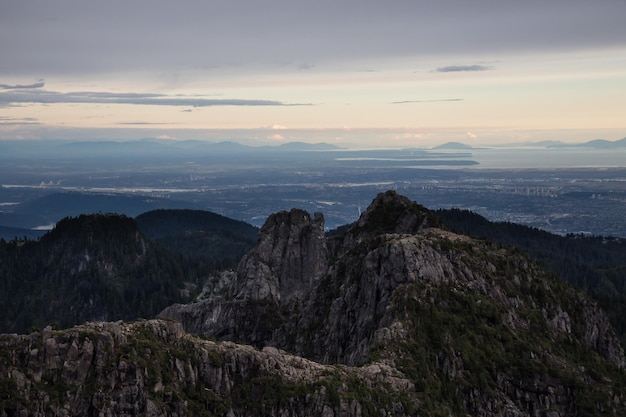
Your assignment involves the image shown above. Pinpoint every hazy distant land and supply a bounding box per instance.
[1,137,625,239]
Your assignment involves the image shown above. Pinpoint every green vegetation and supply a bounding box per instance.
[136,209,258,270]
[438,208,626,347]
[0,209,260,334]
[231,375,308,413]
[0,213,212,334]
[388,233,626,416]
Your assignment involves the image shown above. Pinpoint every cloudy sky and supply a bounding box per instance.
[2,0,626,147]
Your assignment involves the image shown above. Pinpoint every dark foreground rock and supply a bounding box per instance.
[0,319,417,417]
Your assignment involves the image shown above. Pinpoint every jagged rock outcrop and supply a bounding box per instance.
[341,190,440,248]
[0,319,415,417]
[159,190,626,416]
[159,208,328,346]
[233,209,328,303]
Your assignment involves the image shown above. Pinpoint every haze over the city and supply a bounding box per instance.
[2,0,626,148]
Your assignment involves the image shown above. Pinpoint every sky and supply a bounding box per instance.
[1,0,626,148]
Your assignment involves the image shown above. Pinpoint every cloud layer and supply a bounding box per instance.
[435,65,493,73]
[2,1,625,78]
[0,80,45,90]
[392,99,464,104]
[0,89,306,108]
[1,1,625,144]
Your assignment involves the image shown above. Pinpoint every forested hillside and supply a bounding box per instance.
[437,208,626,346]
[0,211,257,334]
[136,209,258,270]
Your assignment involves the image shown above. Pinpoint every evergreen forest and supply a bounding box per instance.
[437,208,626,347]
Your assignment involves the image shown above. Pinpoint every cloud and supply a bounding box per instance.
[0,116,41,125]
[467,132,477,139]
[117,122,176,125]
[392,99,463,104]
[267,134,285,141]
[155,134,177,140]
[395,133,424,140]
[0,80,45,89]
[2,2,625,81]
[435,65,493,73]
[269,124,288,130]
[0,89,308,108]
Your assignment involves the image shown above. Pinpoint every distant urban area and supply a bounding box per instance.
[1,139,625,238]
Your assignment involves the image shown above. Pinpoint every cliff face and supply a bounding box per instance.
[233,209,328,303]
[0,320,414,417]
[158,208,328,346]
[2,190,626,416]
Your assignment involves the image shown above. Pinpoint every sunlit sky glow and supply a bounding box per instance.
[1,0,626,147]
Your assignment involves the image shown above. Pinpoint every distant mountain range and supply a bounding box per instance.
[0,139,342,159]
[508,137,626,149]
[432,137,626,150]
[2,137,624,159]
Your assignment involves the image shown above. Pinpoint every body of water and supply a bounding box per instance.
[467,147,626,169]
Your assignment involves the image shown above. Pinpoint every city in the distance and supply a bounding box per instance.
[2,136,625,240]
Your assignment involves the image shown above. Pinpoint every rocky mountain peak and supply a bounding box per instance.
[156,191,626,415]
[232,208,328,302]
[345,190,440,246]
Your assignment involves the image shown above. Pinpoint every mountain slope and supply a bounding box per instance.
[437,207,626,347]
[0,319,418,416]
[160,190,626,416]
[135,209,258,269]
[0,213,209,333]
[1,191,625,416]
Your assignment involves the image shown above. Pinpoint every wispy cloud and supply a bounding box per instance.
[117,122,179,125]
[392,99,464,104]
[0,89,309,108]
[435,65,493,73]
[0,116,41,125]
[298,63,315,70]
[0,80,45,90]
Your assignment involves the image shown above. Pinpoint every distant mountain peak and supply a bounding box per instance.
[432,141,473,150]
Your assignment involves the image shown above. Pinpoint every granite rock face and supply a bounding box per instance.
[159,208,329,346]
[163,190,625,365]
[158,190,626,416]
[233,208,328,303]
[0,320,415,417]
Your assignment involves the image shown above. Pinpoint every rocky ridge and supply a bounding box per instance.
[1,190,625,416]
[1,319,414,417]
[160,190,626,415]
